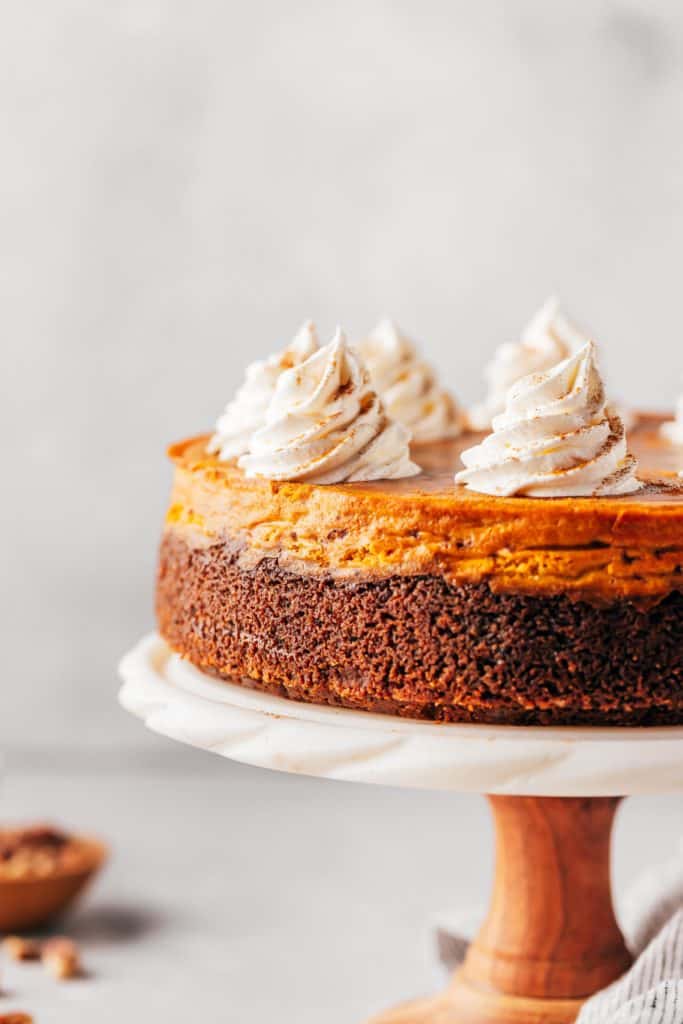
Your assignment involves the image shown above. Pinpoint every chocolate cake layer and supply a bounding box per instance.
[157,532,683,726]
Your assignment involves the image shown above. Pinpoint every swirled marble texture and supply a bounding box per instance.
[119,635,683,797]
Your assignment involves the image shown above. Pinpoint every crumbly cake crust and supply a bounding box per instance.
[157,532,683,726]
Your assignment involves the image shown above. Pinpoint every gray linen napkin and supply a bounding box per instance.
[435,846,683,1024]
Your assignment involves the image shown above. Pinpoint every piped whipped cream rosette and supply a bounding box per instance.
[239,328,420,484]
[356,320,464,443]
[455,341,641,497]
[469,297,586,429]
[207,320,319,460]
[661,394,683,476]
[661,395,683,445]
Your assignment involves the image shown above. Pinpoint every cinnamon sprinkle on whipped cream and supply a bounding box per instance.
[357,319,464,442]
[239,328,420,484]
[469,297,586,429]
[208,321,319,460]
[456,340,641,497]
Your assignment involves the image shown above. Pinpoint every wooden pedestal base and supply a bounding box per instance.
[367,987,583,1024]
[370,796,632,1024]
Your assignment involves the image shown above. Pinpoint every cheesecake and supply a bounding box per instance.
[156,412,683,726]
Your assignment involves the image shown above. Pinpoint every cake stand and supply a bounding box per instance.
[119,634,683,1024]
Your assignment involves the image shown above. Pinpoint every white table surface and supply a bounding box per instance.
[1,751,682,1024]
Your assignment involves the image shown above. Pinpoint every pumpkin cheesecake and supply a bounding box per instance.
[156,329,683,726]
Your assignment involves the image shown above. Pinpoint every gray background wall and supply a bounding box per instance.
[2,0,682,757]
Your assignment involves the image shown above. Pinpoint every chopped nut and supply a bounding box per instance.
[2,936,41,961]
[41,937,80,980]
[0,825,94,881]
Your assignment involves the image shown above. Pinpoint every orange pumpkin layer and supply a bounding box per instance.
[164,415,683,605]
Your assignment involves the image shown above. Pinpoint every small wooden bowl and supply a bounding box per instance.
[0,837,108,933]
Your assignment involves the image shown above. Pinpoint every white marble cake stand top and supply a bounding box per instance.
[119,634,683,797]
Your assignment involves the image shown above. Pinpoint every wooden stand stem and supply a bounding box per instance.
[370,796,632,1024]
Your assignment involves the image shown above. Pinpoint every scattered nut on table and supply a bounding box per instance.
[41,938,80,980]
[2,937,41,961]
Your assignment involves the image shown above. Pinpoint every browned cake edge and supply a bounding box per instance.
[156,532,683,726]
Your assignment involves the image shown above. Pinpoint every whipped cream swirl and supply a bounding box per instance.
[208,321,319,460]
[469,297,586,428]
[356,320,463,443]
[661,395,683,446]
[456,341,641,497]
[239,329,420,484]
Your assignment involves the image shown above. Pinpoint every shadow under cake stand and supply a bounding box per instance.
[119,634,683,1024]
